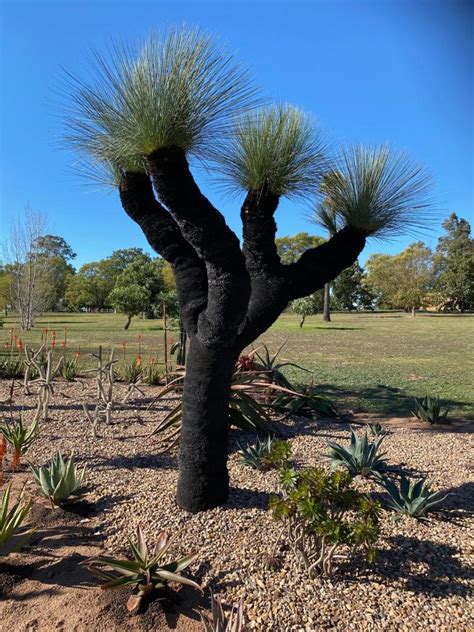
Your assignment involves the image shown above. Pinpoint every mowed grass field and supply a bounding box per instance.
[1,311,472,419]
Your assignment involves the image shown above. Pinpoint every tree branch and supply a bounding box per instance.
[288,227,366,300]
[119,172,207,335]
[146,147,250,345]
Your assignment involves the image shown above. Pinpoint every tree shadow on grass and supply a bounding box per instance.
[314,383,473,419]
[344,534,473,598]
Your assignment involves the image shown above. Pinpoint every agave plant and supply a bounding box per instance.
[239,437,291,471]
[85,525,201,614]
[368,422,387,437]
[412,396,449,425]
[149,369,276,451]
[380,474,449,518]
[201,593,244,632]
[326,427,391,478]
[249,342,309,391]
[30,452,86,506]
[272,382,338,419]
[0,485,35,556]
[0,415,39,470]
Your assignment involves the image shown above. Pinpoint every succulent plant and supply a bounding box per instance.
[239,437,291,471]
[201,592,244,632]
[412,396,449,425]
[0,415,39,470]
[272,383,338,419]
[0,357,24,379]
[0,485,35,556]
[368,422,386,437]
[270,466,381,577]
[380,474,449,518]
[60,357,79,381]
[326,427,392,478]
[30,452,86,506]
[85,525,201,614]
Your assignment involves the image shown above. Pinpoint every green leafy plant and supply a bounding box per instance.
[85,525,201,614]
[368,422,386,437]
[60,357,79,381]
[0,357,24,379]
[250,342,308,391]
[142,359,162,386]
[240,437,291,471]
[270,466,381,577]
[0,485,35,556]
[326,427,392,478]
[272,382,338,419]
[380,474,449,518]
[201,593,244,632]
[412,396,449,425]
[30,452,86,506]
[150,369,276,451]
[0,415,39,470]
[117,359,143,384]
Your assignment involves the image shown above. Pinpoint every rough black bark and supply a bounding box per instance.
[323,283,331,322]
[118,157,366,513]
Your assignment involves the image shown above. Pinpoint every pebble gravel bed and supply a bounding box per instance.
[2,379,473,631]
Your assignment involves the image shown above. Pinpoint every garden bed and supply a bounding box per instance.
[0,378,472,631]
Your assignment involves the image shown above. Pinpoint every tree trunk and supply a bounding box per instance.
[124,315,132,330]
[411,306,416,317]
[299,314,305,328]
[323,283,331,322]
[176,338,239,513]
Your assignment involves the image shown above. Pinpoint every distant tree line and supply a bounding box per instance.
[1,212,472,329]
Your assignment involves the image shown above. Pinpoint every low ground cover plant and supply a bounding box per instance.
[0,415,39,470]
[31,451,86,506]
[240,437,291,471]
[412,395,449,425]
[0,484,34,556]
[380,474,449,518]
[326,427,392,478]
[270,466,381,577]
[85,525,201,614]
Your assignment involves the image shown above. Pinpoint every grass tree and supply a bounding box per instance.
[61,27,432,513]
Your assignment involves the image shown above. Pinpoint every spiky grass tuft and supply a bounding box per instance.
[312,145,433,238]
[60,26,259,175]
[214,104,328,198]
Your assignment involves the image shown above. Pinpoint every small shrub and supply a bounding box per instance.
[0,415,39,470]
[143,359,162,385]
[0,357,24,379]
[270,466,380,577]
[84,525,201,614]
[0,485,35,556]
[240,437,291,471]
[412,396,449,425]
[201,593,244,632]
[326,427,392,478]
[380,474,449,518]
[31,452,86,506]
[60,357,79,381]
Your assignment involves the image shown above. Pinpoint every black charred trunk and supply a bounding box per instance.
[176,338,239,512]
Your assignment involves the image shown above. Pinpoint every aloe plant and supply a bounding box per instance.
[380,474,449,517]
[201,593,244,632]
[326,427,391,478]
[239,437,290,471]
[0,485,35,556]
[30,452,86,506]
[412,396,449,425]
[0,415,39,470]
[85,525,201,614]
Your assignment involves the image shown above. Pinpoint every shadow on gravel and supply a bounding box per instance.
[225,486,270,511]
[90,452,177,471]
[441,481,474,516]
[374,534,473,597]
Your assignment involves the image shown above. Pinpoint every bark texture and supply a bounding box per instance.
[118,147,366,513]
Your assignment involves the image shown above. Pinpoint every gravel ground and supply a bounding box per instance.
[1,379,473,631]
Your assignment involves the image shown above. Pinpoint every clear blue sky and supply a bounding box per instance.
[1,0,472,268]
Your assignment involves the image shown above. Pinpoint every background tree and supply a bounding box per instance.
[332,261,374,311]
[276,232,324,264]
[109,284,150,329]
[62,28,432,512]
[366,242,433,314]
[0,266,12,316]
[3,208,54,329]
[33,235,76,310]
[433,213,474,311]
[291,293,324,326]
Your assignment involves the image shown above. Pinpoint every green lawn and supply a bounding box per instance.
[1,311,473,419]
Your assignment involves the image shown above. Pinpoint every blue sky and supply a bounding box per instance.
[1,0,472,268]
